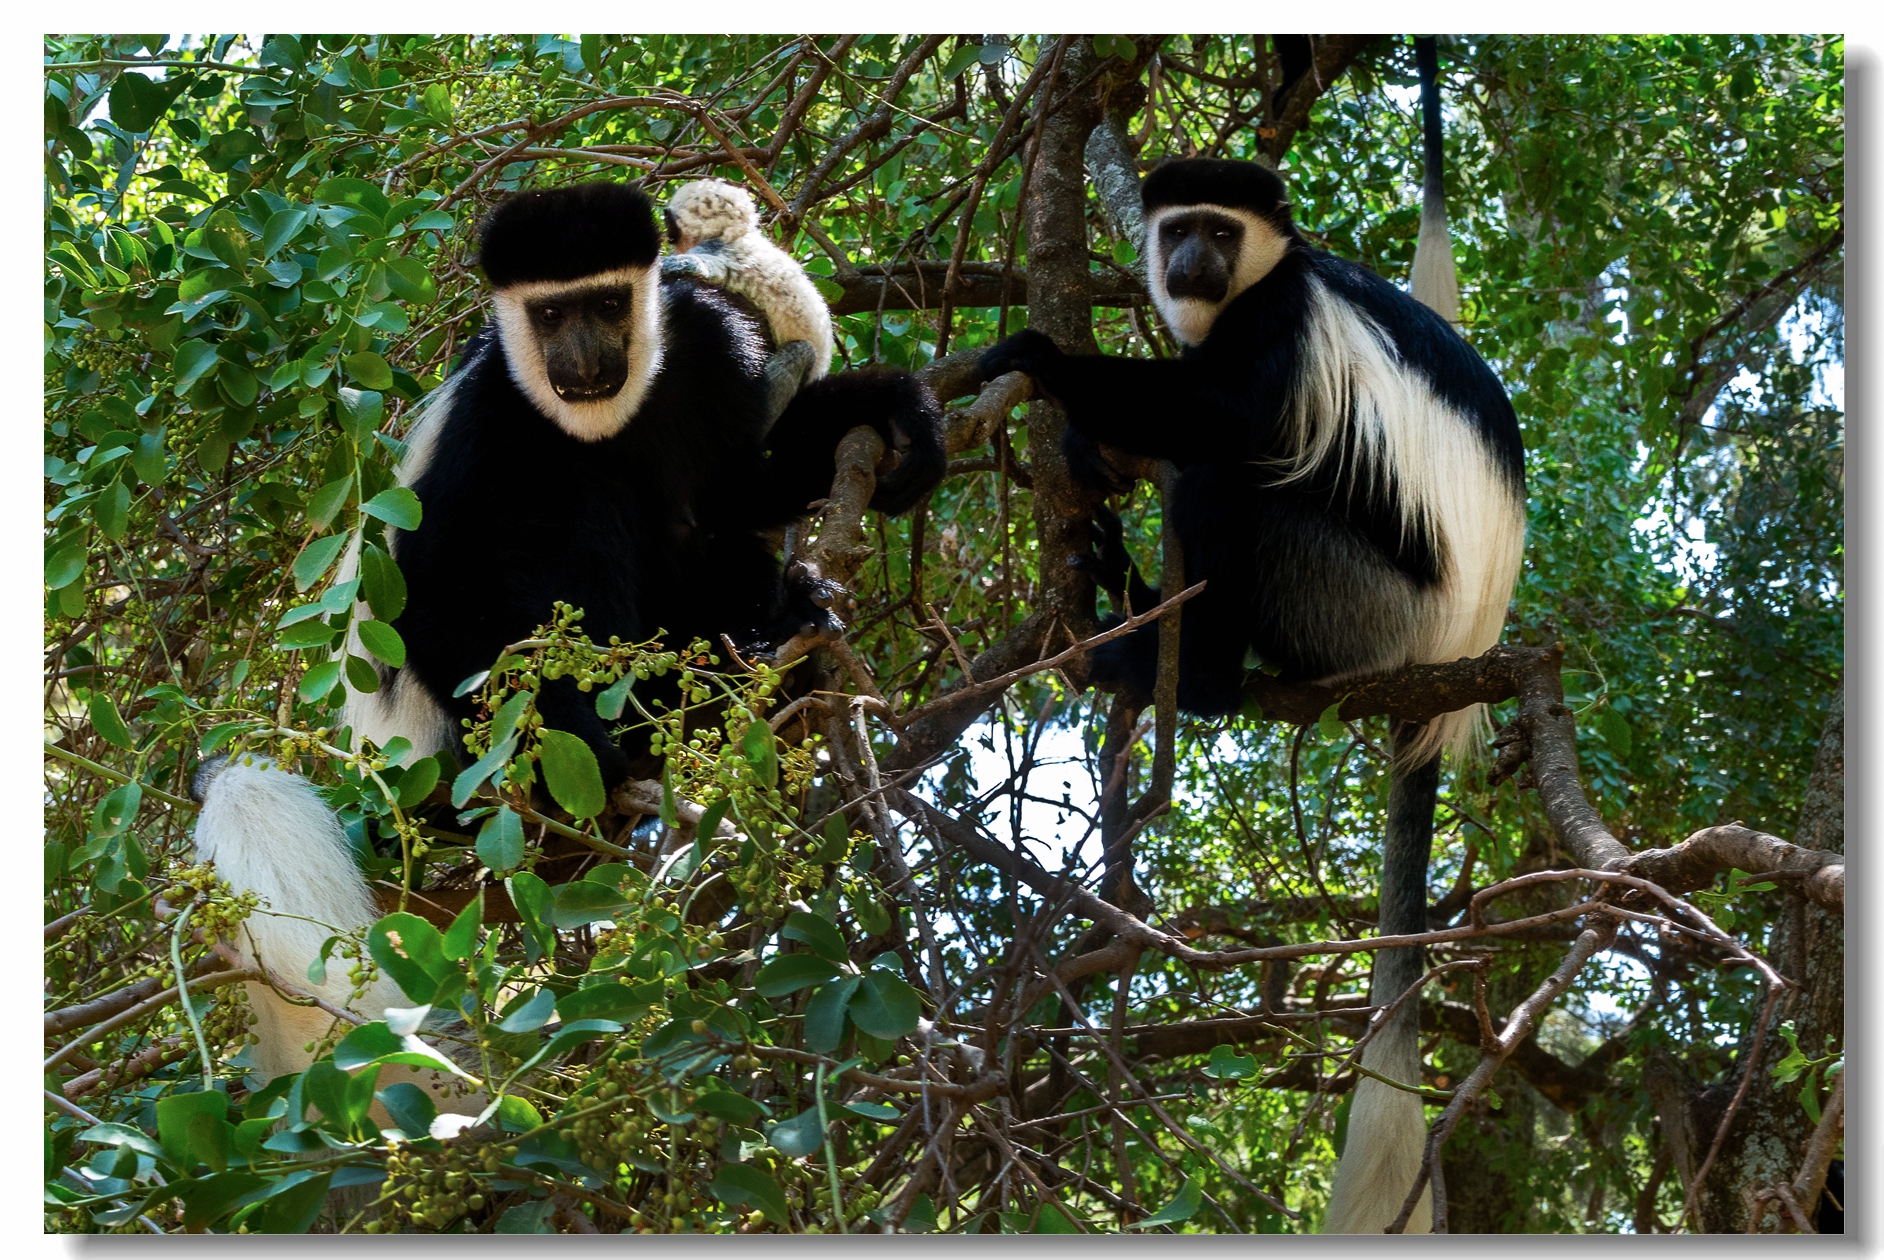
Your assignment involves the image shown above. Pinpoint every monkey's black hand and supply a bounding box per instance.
[865,377,946,517]
[746,558,848,658]
[1068,503,1131,603]
[1062,428,1137,494]
[979,329,1065,397]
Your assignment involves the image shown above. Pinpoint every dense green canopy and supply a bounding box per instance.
[44,34,1841,1234]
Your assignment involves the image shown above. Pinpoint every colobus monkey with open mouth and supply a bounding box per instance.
[980,153,1523,1232]
[193,181,943,1102]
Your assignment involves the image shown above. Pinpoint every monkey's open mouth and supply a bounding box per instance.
[552,381,625,402]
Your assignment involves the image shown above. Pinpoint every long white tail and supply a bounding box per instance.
[1323,1019,1433,1232]
[191,755,478,1118]
[1323,727,1439,1233]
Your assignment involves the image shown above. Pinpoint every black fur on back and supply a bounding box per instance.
[387,279,943,783]
[478,182,662,289]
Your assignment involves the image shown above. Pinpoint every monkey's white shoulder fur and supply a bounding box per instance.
[663,179,833,379]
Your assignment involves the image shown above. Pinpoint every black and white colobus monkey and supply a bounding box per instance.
[194,181,943,1098]
[980,156,1523,1232]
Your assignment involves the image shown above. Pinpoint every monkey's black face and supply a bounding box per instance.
[1158,211,1245,304]
[529,286,635,402]
[663,208,682,247]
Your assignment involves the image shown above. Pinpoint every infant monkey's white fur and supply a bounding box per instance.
[662,179,833,378]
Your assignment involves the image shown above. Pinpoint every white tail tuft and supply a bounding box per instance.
[193,756,397,1084]
[1323,1022,1433,1233]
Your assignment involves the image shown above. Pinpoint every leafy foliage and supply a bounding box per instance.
[44,34,1840,1235]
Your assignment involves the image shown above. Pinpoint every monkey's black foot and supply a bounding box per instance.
[775,558,850,645]
[1062,428,1137,494]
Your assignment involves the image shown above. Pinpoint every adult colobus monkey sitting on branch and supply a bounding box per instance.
[980,150,1523,1231]
[193,181,943,1099]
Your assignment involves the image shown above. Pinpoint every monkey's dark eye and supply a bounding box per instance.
[1214,228,1232,239]
[534,305,563,325]
[597,295,623,315]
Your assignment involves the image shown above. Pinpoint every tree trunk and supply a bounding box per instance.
[1655,687,1842,1231]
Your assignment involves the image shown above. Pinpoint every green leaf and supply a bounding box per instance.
[46,538,87,590]
[336,387,385,443]
[383,256,438,304]
[742,720,779,787]
[203,208,251,270]
[782,911,850,965]
[708,1162,788,1223]
[279,618,341,650]
[595,673,633,720]
[754,953,841,997]
[250,1170,332,1233]
[767,1105,827,1159]
[394,754,441,808]
[90,782,142,838]
[88,693,135,749]
[545,878,630,927]
[1127,1175,1202,1228]
[557,981,656,1024]
[476,808,526,873]
[375,1081,437,1138]
[507,871,555,963]
[95,479,132,540]
[292,533,349,592]
[1203,1043,1257,1080]
[304,475,352,531]
[440,892,483,961]
[108,72,167,133]
[130,428,168,487]
[156,1089,228,1169]
[804,975,861,1053]
[849,971,922,1040]
[359,543,407,620]
[345,652,380,694]
[494,1201,555,1233]
[260,207,310,259]
[941,44,981,78]
[367,912,448,1004]
[1598,709,1633,757]
[361,487,421,531]
[356,619,407,668]
[343,351,395,391]
[176,1171,268,1232]
[496,986,557,1033]
[452,734,518,807]
[312,176,392,220]
[171,339,220,396]
[538,729,606,818]
[1317,701,1346,741]
[297,655,342,704]
[810,813,850,862]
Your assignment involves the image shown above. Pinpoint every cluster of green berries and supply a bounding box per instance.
[370,1139,513,1232]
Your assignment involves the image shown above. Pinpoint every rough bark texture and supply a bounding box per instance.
[1020,36,1107,665]
[1654,688,1843,1231]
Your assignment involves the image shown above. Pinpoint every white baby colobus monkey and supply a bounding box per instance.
[660,178,835,380]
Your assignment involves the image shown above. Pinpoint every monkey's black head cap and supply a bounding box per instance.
[1141,158,1293,224]
[478,181,661,289]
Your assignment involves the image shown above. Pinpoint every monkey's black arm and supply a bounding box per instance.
[982,330,1241,463]
[753,370,945,521]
